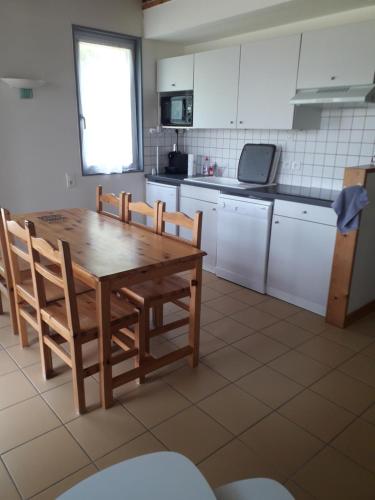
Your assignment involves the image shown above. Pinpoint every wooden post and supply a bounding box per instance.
[326,166,375,327]
[97,279,113,408]
[188,257,202,367]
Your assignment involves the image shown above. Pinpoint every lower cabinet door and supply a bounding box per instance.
[267,215,336,315]
[146,183,178,234]
[180,196,217,272]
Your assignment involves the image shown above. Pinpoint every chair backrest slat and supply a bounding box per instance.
[158,203,203,249]
[124,193,159,232]
[9,243,31,263]
[96,185,125,221]
[25,221,81,335]
[1,208,29,291]
[34,262,65,289]
[0,209,14,289]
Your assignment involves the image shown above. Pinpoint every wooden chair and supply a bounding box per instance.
[120,203,203,354]
[0,211,19,334]
[96,185,126,221]
[124,193,159,232]
[1,208,89,347]
[25,220,144,414]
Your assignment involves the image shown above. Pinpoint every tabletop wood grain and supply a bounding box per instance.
[16,209,205,282]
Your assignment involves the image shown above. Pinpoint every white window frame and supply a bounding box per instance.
[72,25,143,176]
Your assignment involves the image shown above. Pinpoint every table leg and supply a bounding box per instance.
[188,258,202,367]
[97,280,113,409]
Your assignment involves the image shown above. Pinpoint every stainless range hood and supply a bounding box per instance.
[290,84,375,107]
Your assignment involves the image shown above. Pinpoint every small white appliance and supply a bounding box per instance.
[216,194,274,293]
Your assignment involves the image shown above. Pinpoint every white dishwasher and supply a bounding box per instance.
[216,194,273,293]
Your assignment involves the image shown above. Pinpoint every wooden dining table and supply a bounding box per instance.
[15,208,205,408]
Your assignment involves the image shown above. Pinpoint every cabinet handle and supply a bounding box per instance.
[330,76,336,80]
[239,121,243,124]
[274,221,280,224]
[171,83,176,86]
[230,121,234,124]
[302,210,307,214]
[212,208,216,211]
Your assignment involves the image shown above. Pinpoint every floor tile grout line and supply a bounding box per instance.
[27,463,98,500]
[2,280,374,496]
[0,392,40,414]
[0,421,63,458]
[0,454,22,499]
[118,393,194,432]
[329,436,375,477]
[60,401,148,465]
[238,426,327,484]
[92,428,166,468]
[286,478,320,499]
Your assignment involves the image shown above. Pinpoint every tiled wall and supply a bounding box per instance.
[144,107,375,190]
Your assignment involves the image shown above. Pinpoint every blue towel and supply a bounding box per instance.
[332,186,369,233]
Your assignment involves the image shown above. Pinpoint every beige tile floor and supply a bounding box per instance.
[0,271,375,499]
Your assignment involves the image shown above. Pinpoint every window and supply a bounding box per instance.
[73,26,143,175]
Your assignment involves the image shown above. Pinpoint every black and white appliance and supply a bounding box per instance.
[237,143,280,186]
[160,92,193,127]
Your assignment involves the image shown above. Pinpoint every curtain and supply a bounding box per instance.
[77,38,138,174]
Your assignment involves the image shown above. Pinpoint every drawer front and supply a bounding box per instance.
[274,200,337,226]
[180,184,219,203]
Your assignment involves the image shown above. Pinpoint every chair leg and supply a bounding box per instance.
[0,291,3,315]
[153,304,163,329]
[39,323,53,379]
[17,312,29,348]
[135,310,146,384]
[7,289,19,336]
[70,337,86,414]
[145,307,150,355]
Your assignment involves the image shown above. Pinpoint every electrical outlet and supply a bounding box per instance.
[65,173,76,189]
[291,161,301,172]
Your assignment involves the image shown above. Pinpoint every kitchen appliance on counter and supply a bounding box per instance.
[216,194,273,293]
[160,92,193,127]
[165,150,188,175]
[185,143,281,189]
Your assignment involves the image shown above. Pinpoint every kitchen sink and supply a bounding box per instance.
[184,176,250,189]
[184,176,274,189]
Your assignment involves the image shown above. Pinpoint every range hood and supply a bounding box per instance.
[290,84,375,107]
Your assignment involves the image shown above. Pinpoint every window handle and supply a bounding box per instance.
[79,114,86,129]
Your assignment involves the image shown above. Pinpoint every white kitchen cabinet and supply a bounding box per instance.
[297,20,375,89]
[193,46,240,129]
[157,54,194,92]
[267,200,337,316]
[146,181,179,234]
[180,185,219,272]
[237,35,301,130]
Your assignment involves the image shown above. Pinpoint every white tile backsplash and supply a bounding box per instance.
[144,107,375,190]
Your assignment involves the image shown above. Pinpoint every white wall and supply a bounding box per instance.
[0,0,181,213]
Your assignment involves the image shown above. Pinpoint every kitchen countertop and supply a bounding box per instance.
[145,173,340,207]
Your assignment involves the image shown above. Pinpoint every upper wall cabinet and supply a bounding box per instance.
[157,54,194,92]
[297,21,375,89]
[237,34,301,130]
[194,46,240,129]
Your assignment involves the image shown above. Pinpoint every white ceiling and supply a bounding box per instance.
[144,0,375,43]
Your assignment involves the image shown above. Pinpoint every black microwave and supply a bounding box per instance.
[160,92,193,127]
